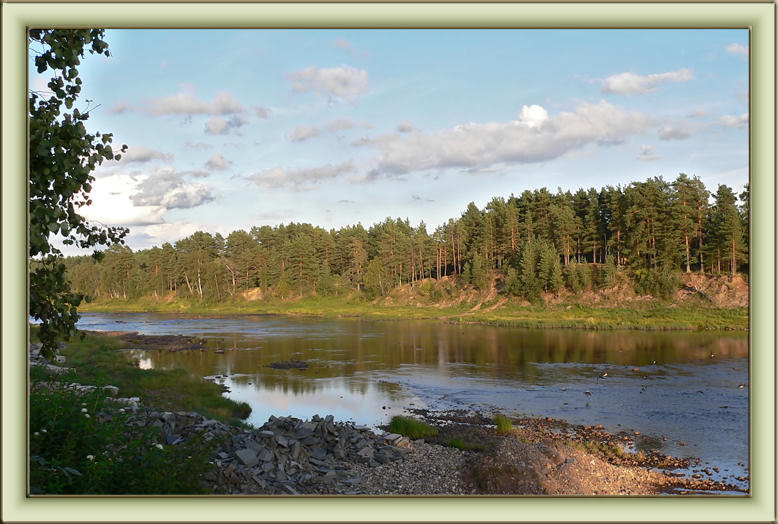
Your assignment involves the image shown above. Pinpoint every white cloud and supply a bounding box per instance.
[726,43,748,56]
[132,221,207,249]
[205,154,231,171]
[110,100,130,114]
[288,120,371,142]
[326,119,372,132]
[31,76,51,93]
[183,141,212,150]
[205,115,248,135]
[145,90,244,115]
[130,167,215,209]
[247,162,355,191]
[288,125,321,142]
[718,113,748,128]
[636,144,660,162]
[254,106,270,119]
[287,65,369,101]
[117,146,173,164]
[332,39,368,57]
[518,104,549,129]
[357,101,654,177]
[205,117,230,135]
[658,123,694,141]
[81,174,166,227]
[396,122,414,133]
[601,68,693,95]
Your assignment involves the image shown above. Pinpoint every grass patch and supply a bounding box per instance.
[494,414,513,433]
[388,416,438,440]
[447,437,487,452]
[78,296,747,331]
[568,439,624,459]
[30,385,214,494]
[35,328,250,424]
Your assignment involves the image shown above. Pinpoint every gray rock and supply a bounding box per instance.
[383,433,402,442]
[258,449,274,462]
[356,447,374,459]
[283,484,300,495]
[235,448,258,467]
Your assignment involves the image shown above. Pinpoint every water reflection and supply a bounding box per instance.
[79,312,748,487]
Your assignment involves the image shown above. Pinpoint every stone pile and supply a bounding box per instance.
[29,342,72,375]
[111,408,415,495]
[203,414,413,494]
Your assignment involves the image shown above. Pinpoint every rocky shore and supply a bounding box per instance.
[29,342,747,496]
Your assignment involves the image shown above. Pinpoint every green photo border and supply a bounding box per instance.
[2,2,774,522]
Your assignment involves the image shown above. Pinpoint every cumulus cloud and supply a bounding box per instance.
[658,123,694,141]
[145,91,244,115]
[133,221,207,248]
[117,146,173,164]
[356,101,654,178]
[205,154,231,171]
[718,113,749,128]
[636,145,660,162]
[601,68,693,95]
[326,119,372,132]
[81,174,167,227]
[205,114,248,135]
[726,43,748,56]
[110,100,130,114]
[288,125,321,142]
[247,162,355,191]
[287,65,369,101]
[184,141,212,150]
[131,167,215,209]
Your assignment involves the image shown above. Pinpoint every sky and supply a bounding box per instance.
[29,29,749,255]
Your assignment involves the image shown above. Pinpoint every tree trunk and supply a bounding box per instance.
[184,272,194,296]
[731,237,736,277]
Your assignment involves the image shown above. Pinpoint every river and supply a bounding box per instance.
[75,311,749,490]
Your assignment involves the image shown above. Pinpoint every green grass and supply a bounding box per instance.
[79,295,747,331]
[388,416,438,440]
[494,414,513,433]
[31,327,251,424]
[447,437,487,451]
[30,385,214,494]
[568,439,625,459]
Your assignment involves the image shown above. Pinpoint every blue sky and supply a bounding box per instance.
[30,29,749,254]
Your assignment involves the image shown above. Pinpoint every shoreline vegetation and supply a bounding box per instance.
[29,328,748,495]
[78,290,748,331]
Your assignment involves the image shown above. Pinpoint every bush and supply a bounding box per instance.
[30,385,214,494]
[388,416,438,440]
[494,414,513,433]
[597,255,618,289]
[633,268,679,300]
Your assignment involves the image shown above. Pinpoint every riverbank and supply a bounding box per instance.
[29,330,747,495]
[79,295,748,331]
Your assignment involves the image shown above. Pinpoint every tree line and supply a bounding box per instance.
[57,174,748,304]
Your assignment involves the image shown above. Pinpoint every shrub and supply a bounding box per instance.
[597,255,618,290]
[493,414,513,433]
[388,416,438,440]
[633,268,679,300]
[30,385,213,494]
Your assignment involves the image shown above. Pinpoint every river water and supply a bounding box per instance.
[75,311,749,490]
